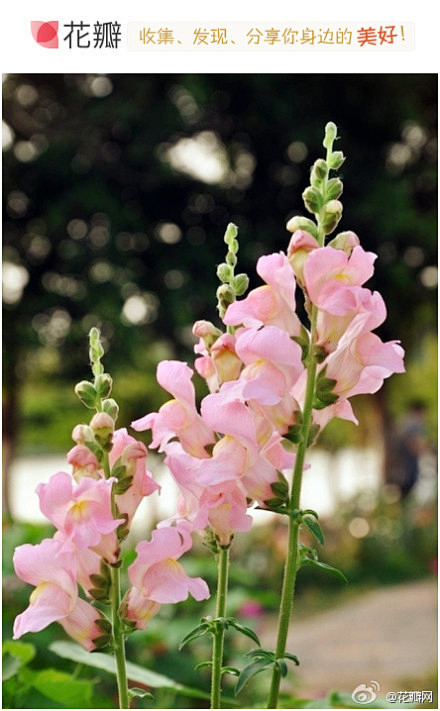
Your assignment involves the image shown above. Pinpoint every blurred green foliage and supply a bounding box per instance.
[2,74,437,474]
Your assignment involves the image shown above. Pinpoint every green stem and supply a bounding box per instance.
[111,564,130,709]
[267,305,319,709]
[100,411,129,708]
[210,545,230,709]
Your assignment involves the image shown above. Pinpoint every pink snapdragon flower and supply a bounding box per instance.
[193,331,242,393]
[304,245,377,315]
[37,472,124,562]
[224,252,301,336]
[324,317,405,399]
[315,289,387,353]
[13,537,103,651]
[128,521,210,604]
[123,587,161,631]
[110,428,160,523]
[233,326,304,406]
[132,360,214,457]
[287,229,320,285]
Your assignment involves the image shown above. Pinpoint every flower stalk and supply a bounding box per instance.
[210,545,231,709]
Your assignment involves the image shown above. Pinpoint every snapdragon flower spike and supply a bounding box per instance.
[128,521,210,605]
[37,472,124,563]
[13,537,103,651]
[132,360,214,458]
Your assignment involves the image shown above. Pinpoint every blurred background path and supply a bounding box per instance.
[261,578,437,699]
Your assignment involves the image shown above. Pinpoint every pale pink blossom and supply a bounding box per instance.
[13,537,103,650]
[315,289,387,353]
[304,245,377,315]
[123,587,161,630]
[37,472,123,562]
[192,482,253,546]
[324,325,405,399]
[110,428,160,523]
[224,252,301,335]
[287,229,319,285]
[194,332,242,393]
[132,360,214,457]
[128,522,210,604]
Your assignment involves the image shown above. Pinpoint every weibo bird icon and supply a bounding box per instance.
[31,21,59,49]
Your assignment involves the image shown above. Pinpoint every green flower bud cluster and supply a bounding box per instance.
[216,223,249,319]
[288,122,346,245]
[74,328,119,456]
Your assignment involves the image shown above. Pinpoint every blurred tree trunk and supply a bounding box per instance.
[2,329,20,521]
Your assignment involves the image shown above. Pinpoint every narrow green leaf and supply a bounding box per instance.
[228,620,261,646]
[301,558,347,583]
[302,516,325,545]
[179,623,210,650]
[284,652,300,665]
[50,641,210,700]
[235,658,273,695]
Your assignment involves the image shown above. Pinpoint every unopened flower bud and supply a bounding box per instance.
[232,273,249,296]
[72,424,94,444]
[216,284,235,317]
[102,398,119,422]
[286,215,318,238]
[328,230,360,254]
[74,381,97,409]
[90,412,115,440]
[216,262,232,283]
[94,373,113,399]
[328,151,345,170]
[224,223,238,248]
[67,444,101,483]
[310,158,328,186]
[302,186,324,215]
[323,121,338,150]
[193,320,222,339]
[325,177,343,201]
[321,200,343,235]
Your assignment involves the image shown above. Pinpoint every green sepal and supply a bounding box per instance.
[113,476,133,496]
[89,588,111,604]
[93,635,111,650]
[292,325,311,363]
[307,424,320,446]
[95,618,112,635]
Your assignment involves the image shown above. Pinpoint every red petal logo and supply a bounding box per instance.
[31,21,59,48]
